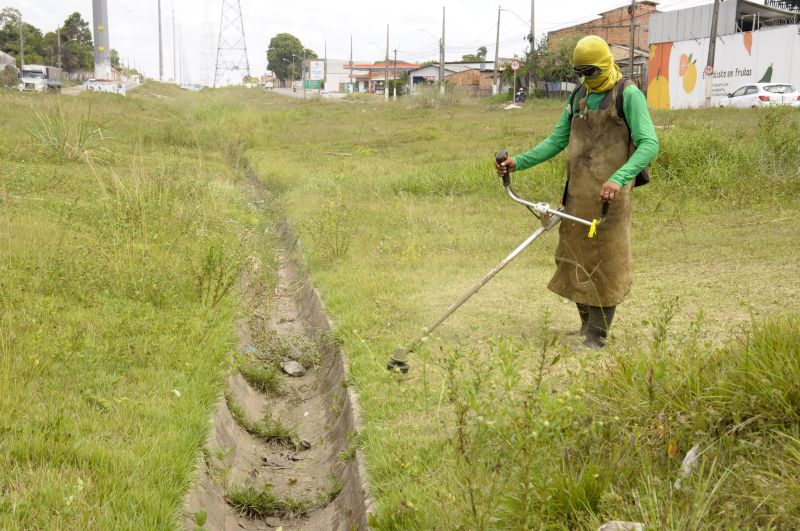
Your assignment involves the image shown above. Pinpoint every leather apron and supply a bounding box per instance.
[547,83,634,307]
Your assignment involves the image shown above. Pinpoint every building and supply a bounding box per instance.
[647,0,800,109]
[546,1,660,84]
[548,1,660,49]
[344,61,421,93]
[409,60,512,97]
[322,59,368,94]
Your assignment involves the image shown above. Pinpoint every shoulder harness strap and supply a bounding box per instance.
[568,84,587,120]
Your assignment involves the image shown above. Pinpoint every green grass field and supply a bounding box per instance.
[0,85,276,528]
[1,85,799,529]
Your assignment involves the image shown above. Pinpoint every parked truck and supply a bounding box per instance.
[17,65,62,93]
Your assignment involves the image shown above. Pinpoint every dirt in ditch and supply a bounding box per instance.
[182,182,371,530]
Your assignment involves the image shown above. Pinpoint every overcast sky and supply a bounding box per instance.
[6,0,709,84]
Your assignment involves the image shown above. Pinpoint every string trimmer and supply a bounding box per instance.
[386,150,609,373]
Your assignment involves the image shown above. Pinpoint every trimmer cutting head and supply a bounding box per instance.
[386,347,411,373]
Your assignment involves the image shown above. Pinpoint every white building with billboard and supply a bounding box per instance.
[646,0,800,109]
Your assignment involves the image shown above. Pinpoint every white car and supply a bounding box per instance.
[720,82,800,108]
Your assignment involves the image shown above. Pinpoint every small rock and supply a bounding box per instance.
[263,516,282,527]
[598,522,644,531]
[300,438,312,449]
[281,360,306,377]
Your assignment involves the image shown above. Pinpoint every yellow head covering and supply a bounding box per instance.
[573,35,622,93]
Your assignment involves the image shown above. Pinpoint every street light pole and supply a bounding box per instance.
[528,0,535,95]
[493,5,501,95]
[440,6,446,95]
[385,24,390,102]
[19,15,24,69]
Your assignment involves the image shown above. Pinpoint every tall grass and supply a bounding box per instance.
[28,101,111,163]
[4,85,799,528]
[0,86,275,528]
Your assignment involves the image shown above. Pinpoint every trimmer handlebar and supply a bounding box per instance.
[495,149,609,237]
[495,149,511,187]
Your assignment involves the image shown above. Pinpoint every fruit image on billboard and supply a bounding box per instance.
[646,42,672,110]
[679,53,697,93]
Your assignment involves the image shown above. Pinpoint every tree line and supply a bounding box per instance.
[0,8,120,72]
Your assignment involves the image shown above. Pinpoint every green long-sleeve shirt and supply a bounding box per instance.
[513,85,659,187]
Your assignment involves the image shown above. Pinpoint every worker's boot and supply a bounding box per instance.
[577,303,591,336]
[583,306,616,348]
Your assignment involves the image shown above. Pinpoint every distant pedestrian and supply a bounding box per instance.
[495,35,659,348]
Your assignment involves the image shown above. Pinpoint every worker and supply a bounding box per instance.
[495,35,659,348]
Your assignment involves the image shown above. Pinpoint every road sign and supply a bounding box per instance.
[510,60,520,71]
[704,65,714,75]
[309,61,325,81]
[304,79,321,89]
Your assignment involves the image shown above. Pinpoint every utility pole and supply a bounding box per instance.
[393,48,398,100]
[92,0,112,79]
[628,0,635,83]
[172,1,177,83]
[493,6,501,95]
[440,6,446,95]
[528,0,535,94]
[57,26,62,69]
[385,24,389,102]
[323,40,327,96]
[158,0,163,81]
[303,47,306,99]
[19,15,24,69]
[704,0,722,107]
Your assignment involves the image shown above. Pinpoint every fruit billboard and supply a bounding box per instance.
[647,25,800,109]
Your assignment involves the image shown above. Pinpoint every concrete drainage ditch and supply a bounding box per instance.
[183,213,372,530]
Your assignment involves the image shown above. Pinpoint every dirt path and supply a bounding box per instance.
[183,185,371,529]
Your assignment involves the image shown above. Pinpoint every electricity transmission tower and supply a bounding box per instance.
[213,0,250,87]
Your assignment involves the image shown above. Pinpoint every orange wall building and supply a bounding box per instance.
[548,1,660,51]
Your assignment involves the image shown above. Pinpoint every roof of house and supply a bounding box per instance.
[345,61,421,71]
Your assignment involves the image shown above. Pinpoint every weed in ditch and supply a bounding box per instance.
[193,508,208,530]
[324,473,343,502]
[226,484,310,518]
[225,391,299,448]
[250,329,330,370]
[238,360,282,395]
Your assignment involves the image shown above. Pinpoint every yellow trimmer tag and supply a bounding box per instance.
[588,219,598,238]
